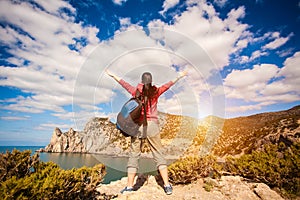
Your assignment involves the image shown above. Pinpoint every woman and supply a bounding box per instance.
[106,69,187,195]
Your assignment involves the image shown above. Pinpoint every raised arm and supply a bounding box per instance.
[157,70,188,96]
[106,69,136,95]
[172,70,188,84]
[106,69,121,82]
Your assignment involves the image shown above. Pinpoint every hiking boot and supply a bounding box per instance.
[120,186,134,194]
[164,184,173,195]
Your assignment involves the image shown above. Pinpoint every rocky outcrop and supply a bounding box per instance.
[44,127,85,153]
[43,106,300,159]
[44,117,123,154]
[83,117,121,153]
[96,175,284,200]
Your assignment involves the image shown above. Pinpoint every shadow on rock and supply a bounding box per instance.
[154,173,164,189]
[133,174,150,191]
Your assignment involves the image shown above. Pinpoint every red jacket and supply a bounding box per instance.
[119,79,174,122]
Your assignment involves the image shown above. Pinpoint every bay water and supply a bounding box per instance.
[0,146,162,184]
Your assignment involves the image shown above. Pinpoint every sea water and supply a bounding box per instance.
[0,146,162,184]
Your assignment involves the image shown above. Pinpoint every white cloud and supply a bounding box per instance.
[239,50,269,63]
[1,96,65,114]
[235,38,249,49]
[236,31,294,64]
[226,101,275,113]
[0,66,73,96]
[262,32,293,50]
[119,17,131,31]
[112,0,127,6]
[224,64,279,101]
[277,51,300,91]
[0,116,29,121]
[260,82,293,96]
[0,0,247,121]
[260,51,300,97]
[225,52,300,113]
[213,0,228,8]
[0,1,99,77]
[276,48,294,57]
[34,0,76,16]
[35,123,74,131]
[159,0,180,15]
[250,50,267,60]
[225,64,279,89]
[0,0,297,123]
[0,1,100,115]
[155,3,250,70]
[52,111,76,120]
[98,1,242,119]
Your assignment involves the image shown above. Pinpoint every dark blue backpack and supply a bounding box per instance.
[116,90,147,137]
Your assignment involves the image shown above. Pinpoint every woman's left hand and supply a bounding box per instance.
[179,71,188,78]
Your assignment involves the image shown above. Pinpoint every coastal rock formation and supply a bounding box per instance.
[44,117,124,154]
[82,117,136,156]
[42,112,168,156]
[43,106,300,159]
[45,127,85,153]
[83,117,120,153]
[96,175,284,200]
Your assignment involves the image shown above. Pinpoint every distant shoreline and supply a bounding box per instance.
[0,146,180,161]
[35,149,180,160]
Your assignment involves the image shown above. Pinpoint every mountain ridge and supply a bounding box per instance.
[41,105,300,159]
[211,105,300,157]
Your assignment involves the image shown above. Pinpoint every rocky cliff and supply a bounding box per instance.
[43,106,300,159]
[43,117,128,155]
[44,127,85,153]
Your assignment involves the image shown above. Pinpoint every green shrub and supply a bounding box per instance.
[0,150,107,200]
[167,142,300,198]
[0,149,39,182]
[168,155,221,184]
[225,142,300,197]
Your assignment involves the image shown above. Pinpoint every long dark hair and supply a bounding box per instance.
[141,72,157,108]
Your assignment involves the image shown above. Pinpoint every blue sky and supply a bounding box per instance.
[0,0,299,146]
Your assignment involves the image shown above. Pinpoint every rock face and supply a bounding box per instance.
[83,117,134,156]
[45,127,85,153]
[43,106,300,159]
[83,117,121,153]
[44,117,122,154]
[96,175,284,200]
[43,112,200,158]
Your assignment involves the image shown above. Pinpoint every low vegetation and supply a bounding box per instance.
[168,142,300,199]
[1,141,299,199]
[168,155,221,184]
[225,142,300,198]
[0,150,107,200]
